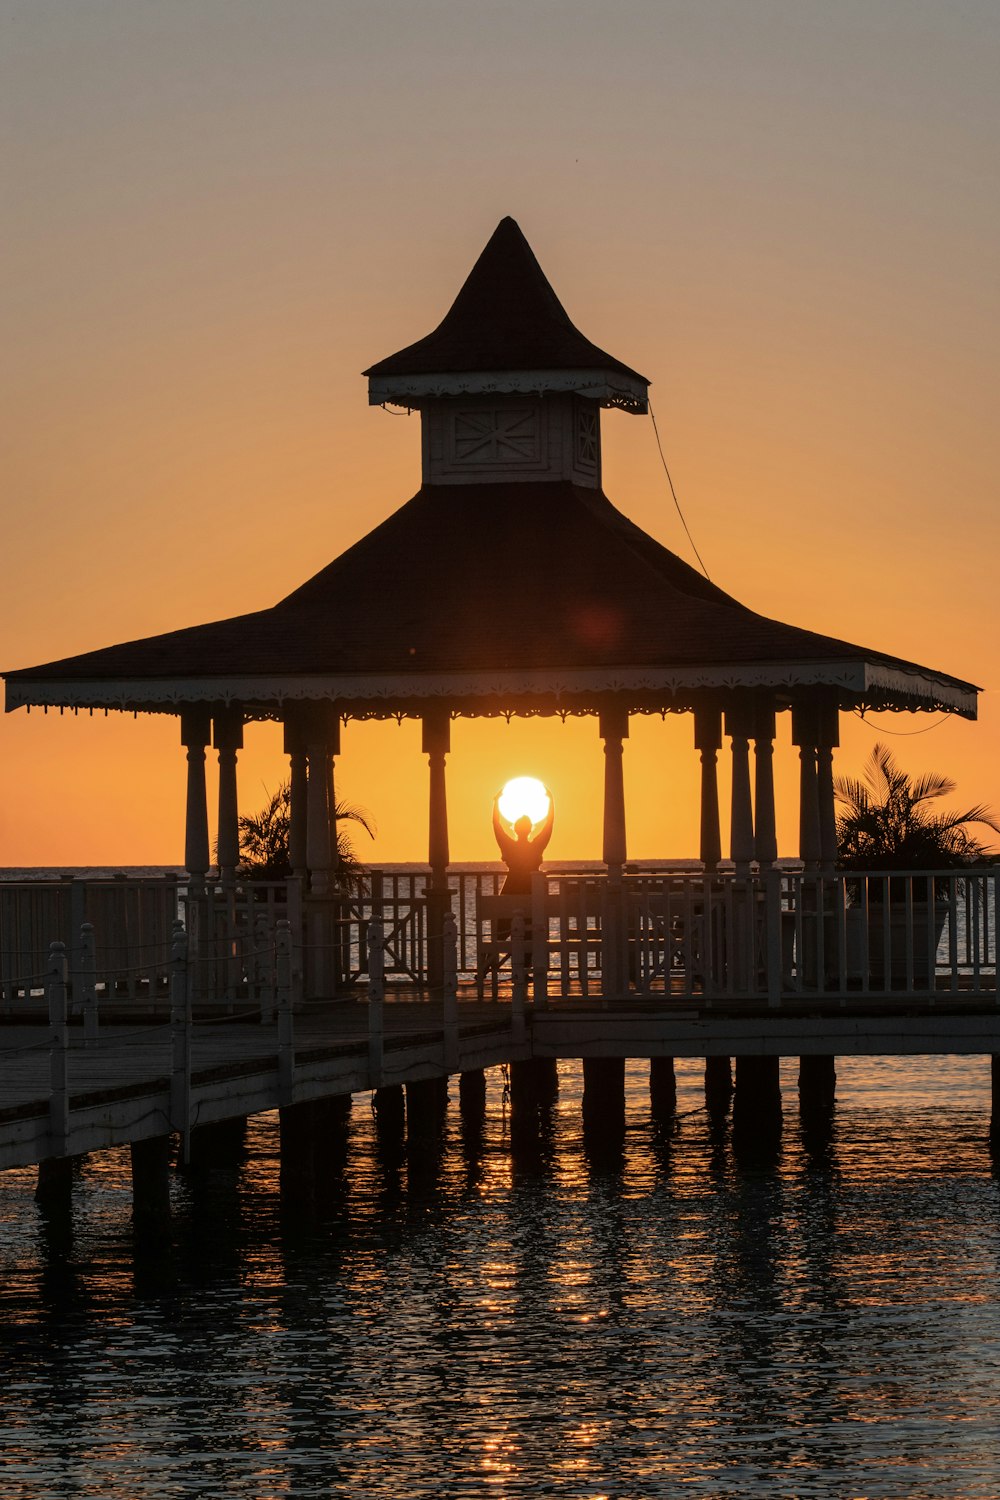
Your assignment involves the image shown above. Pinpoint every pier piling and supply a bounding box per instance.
[649,1057,677,1121]
[733,1057,783,1139]
[35,1156,74,1216]
[704,1056,733,1116]
[130,1136,172,1239]
[406,1077,447,1140]
[582,1058,626,1128]
[798,1055,837,1115]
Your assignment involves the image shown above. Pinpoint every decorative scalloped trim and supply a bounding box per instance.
[368,367,649,412]
[4,660,977,719]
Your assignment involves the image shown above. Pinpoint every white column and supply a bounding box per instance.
[599,706,628,878]
[817,691,840,873]
[284,718,308,881]
[694,704,722,871]
[306,741,332,897]
[181,708,211,889]
[792,700,821,872]
[725,700,755,876]
[423,707,451,890]
[326,715,341,884]
[423,706,451,994]
[214,710,243,886]
[753,702,778,868]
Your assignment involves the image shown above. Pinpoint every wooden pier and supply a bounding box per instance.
[3,868,999,1219]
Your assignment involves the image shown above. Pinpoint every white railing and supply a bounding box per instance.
[1,876,181,1012]
[3,866,996,1013]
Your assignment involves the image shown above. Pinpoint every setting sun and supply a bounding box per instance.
[498,776,550,827]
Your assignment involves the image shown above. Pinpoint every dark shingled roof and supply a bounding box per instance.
[4,483,975,707]
[364,218,648,386]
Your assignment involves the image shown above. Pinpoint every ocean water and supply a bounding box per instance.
[3,1055,1000,1499]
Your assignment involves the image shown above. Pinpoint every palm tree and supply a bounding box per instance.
[234,781,375,887]
[835,742,999,872]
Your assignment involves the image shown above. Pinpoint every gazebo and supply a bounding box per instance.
[4,218,979,998]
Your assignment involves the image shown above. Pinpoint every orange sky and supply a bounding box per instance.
[3,2,999,868]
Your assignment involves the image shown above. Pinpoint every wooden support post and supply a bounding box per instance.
[694,704,722,872]
[181,708,211,890]
[766,867,784,1008]
[213,710,243,887]
[511,909,527,1045]
[530,871,549,1007]
[509,1058,540,1133]
[459,1068,487,1119]
[169,920,191,1141]
[531,1057,559,1105]
[582,1057,626,1129]
[35,1156,73,1214]
[367,915,384,1088]
[753,701,778,869]
[130,1136,172,1240]
[279,1100,317,1211]
[373,1085,406,1137]
[649,1056,676,1121]
[799,1054,837,1113]
[185,1116,248,1170]
[80,921,98,1046]
[443,910,459,1072]
[733,1055,783,1135]
[406,1077,447,1140]
[276,919,294,1105]
[47,940,69,1157]
[704,1054,733,1115]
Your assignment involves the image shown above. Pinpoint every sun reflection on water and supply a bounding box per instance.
[0,1057,999,1496]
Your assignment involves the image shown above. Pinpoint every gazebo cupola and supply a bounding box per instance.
[364,217,649,491]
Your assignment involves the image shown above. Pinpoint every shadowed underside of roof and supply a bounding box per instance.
[364,218,648,387]
[4,483,978,718]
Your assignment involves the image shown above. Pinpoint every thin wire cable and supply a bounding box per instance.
[852,710,951,738]
[648,400,711,581]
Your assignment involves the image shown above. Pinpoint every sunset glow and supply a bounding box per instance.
[498,776,550,829]
[2,4,997,867]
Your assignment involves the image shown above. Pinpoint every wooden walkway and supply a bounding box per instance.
[0,997,525,1171]
[5,985,1000,1172]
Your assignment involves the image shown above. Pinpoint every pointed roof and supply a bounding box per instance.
[3,482,977,718]
[365,218,649,410]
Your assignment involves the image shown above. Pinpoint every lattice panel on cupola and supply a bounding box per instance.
[451,406,540,466]
[575,404,599,469]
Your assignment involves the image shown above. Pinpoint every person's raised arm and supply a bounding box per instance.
[492,795,516,862]
[533,791,555,854]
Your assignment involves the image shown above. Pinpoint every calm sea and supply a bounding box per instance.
[3,871,1000,1496]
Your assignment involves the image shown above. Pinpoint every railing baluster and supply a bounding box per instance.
[170,920,191,1138]
[367,915,384,1087]
[81,921,98,1045]
[47,940,69,1156]
[443,911,458,1071]
[511,909,527,1044]
[276,919,294,1104]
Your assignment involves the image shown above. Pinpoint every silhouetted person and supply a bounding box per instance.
[493,789,554,896]
[478,791,554,986]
